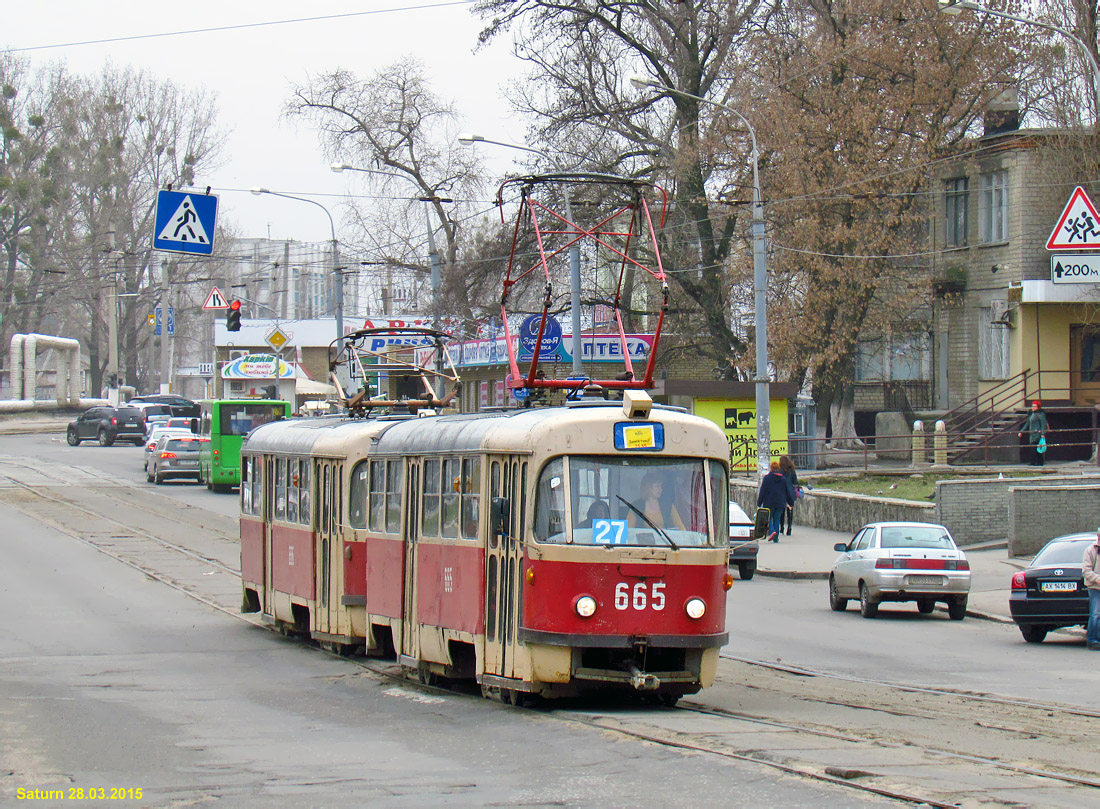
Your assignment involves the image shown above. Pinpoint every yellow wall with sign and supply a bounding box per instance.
[694,398,789,475]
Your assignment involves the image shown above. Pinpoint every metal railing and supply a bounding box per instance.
[726,418,1099,477]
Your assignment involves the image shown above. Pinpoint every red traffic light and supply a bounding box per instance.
[229,300,242,311]
[226,300,242,331]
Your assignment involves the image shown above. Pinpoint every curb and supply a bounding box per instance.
[757,569,830,581]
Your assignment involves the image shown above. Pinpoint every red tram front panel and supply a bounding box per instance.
[523,558,727,640]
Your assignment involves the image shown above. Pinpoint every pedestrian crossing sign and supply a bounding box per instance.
[153,189,218,255]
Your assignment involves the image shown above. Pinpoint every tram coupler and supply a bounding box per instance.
[625,662,659,691]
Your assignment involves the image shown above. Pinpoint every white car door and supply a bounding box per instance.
[834,527,870,596]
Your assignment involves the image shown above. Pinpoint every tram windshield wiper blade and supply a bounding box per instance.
[616,495,679,550]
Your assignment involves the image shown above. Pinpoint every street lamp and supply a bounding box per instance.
[458,133,585,376]
[250,187,342,340]
[938,0,1100,123]
[630,76,771,477]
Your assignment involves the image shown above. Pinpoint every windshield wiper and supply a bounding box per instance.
[616,495,679,550]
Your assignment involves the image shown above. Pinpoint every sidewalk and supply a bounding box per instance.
[755,523,1024,623]
[0,413,72,435]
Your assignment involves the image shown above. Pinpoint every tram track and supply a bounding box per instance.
[4,455,1100,806]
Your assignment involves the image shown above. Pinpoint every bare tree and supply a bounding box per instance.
[286,59,487,331]
[474,0,774,368]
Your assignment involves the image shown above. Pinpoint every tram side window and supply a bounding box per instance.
[275,458,287,521]
[441,457,459,538]
[385,460,402,534]
[241,456,252,514]
[349,462,367,529]
[461,457,480,540]
[709,460,728,547]
[533,458,566,542]
[422,459,441,536]
[369,460,385,532]
[287,459,300,524]
[298,462,311,527]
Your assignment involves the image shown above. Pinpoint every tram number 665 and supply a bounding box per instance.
[614,581,665,611]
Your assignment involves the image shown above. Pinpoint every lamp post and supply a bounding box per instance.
[630,77,771,477]
[459,133,585,376]
[938,0,1100,123]
[250,187,341,339]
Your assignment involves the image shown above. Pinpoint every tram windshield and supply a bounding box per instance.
[534,456,728,548]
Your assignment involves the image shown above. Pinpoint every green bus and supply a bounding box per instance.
[198,399,292,492]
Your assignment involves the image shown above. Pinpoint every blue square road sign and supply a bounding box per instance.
[153,190,218,256]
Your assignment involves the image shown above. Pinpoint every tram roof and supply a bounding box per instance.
[242,401,725,459]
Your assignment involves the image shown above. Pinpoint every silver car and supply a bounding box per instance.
[829,522,971,620]
[143,427,192,474]
[148,434,205,484]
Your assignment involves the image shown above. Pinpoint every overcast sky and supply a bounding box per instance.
[2,0,529,245]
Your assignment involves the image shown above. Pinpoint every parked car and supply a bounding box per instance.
[66,406,146,447]
[147,434,205,484]
[1009,533,1094,643]
[729,501,759,580]
[143,426,193,473]
[829,522,971,620]
[129,394,200,419]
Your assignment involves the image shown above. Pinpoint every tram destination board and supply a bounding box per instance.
[1050,253,1100,284]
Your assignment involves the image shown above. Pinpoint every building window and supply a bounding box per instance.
[856,334,930,381]
[980,171,1008,243]
[945,178,968,247]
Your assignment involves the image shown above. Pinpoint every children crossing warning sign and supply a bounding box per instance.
[1047,186,1100,250]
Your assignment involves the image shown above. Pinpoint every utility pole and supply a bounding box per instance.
[160,259,170,394]
[106,225,120,406]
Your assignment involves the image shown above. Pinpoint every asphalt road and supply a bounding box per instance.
[726,576,1100,710]
[1,433,888,808]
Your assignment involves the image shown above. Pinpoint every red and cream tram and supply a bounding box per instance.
[239,390,732,703]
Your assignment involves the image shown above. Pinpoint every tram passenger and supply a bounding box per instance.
[577,499,611,529]
[628,472,685,530]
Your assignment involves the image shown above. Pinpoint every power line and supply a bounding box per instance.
[2,1,476,54]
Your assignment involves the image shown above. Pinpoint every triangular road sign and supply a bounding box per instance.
[1047,186,1100,249]
[202,286,229,310]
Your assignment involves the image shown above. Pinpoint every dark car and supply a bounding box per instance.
[66,406,146,447]
[1009,533,1094,643]
[128,394,200,419]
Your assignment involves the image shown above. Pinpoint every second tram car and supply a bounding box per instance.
[240,391,731,703]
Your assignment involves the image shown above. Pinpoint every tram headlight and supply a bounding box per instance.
[685,598,706,620]
[575,595,597,618]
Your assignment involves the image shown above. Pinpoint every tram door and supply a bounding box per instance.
[400,460,422,661]
[262,454,276,616]
[315,460,342,636]
[484,455,527,680]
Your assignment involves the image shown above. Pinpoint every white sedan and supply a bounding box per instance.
[829,522,971,620]
[728,501,759,580]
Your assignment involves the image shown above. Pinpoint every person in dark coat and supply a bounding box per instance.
[778,454,799,536]
[757,460,794,542]
[1018,400,1048,467]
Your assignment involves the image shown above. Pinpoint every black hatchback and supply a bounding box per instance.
[1009,533,1095,643]
[66,406,146,447]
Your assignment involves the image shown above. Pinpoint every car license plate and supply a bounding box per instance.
[1040,581,1077,592]
[177,460,197,467]
[908,575,944,586]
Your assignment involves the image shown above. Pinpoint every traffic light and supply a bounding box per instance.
[226,300,242,331]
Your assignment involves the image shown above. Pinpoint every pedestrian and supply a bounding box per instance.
[757,460,793,543]
[1017,400,1048,467]
[778,454,799,536]
[1083,528,1100,650]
